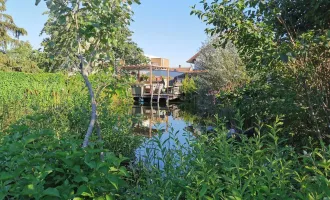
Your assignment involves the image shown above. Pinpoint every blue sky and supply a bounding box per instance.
[6,0,207,67]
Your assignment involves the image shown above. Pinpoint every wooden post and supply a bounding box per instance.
[166,110,169,132]
[149,104,153,138]
[149,117,152,138]
[157,83,161,104]
[150,65,153,104]
[167,67,170,94]
[138,69,140,82]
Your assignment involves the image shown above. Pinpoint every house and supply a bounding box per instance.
[169,65,193,73]
[186,52,200,69]
[145,54,170,67]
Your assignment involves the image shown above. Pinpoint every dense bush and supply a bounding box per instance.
[0,125,129,199]
[0,71,134,130]
[192,0,330,140]
[0,72,142,199]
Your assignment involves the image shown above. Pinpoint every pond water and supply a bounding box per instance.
[131,103,197,168]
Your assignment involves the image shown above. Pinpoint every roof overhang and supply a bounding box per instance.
[119,64,169,71]
[186,52,200,63]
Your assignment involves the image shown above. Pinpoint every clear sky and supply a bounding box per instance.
[6,0,207,67]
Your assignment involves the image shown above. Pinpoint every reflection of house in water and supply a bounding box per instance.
[131,104,181,138]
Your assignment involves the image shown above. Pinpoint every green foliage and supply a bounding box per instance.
[0,71,134,132]
[182,75,197,95]
[0,0,27,51]
[0,126,129,199]
[0,42,41,73]
[127,117,330,199]
[1,73,329,199]
[0,71,141,199]
[114,36,149,66]
[195,39,247,92]
[38,0,143,73]
[0,71,67,103]
[192,0,330,140]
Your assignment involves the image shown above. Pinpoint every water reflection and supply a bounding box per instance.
[131,103,183,137]
[132,103,195,169]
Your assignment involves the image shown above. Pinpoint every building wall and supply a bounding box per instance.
[150,58,162,66]
[163,59,170,67]
[150,58,170,67]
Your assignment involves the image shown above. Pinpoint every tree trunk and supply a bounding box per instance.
[80,59,97,148]
[74,10,98,148]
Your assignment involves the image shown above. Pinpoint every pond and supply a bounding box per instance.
[131,103,203,169]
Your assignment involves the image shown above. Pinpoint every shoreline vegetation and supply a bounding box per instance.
[1,0,329,199]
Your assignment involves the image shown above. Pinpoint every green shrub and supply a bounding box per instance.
[0,125,129,199]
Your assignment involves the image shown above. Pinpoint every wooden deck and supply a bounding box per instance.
[133,93,181,101]
[131,84,183,102]
[119,64,186,103]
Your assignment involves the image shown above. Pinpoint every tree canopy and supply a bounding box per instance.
[39,0,145,73]
[192,0,330,138]
[0,0,27,51]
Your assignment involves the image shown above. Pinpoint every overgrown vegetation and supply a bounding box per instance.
[192,0,330,141]
[0,71,142,199]
[126,117,330,199]
[0,0,329,199]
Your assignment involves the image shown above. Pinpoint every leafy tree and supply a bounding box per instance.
[0,41,40,73]
[30,49,54,72]
[0,0,27,51]
[195,38,247,92]
[192,0,330,139]
[36,0,140,147]
[192,0,330,70]
[182,75,197,95]
[40,2,146,73]
[114,39,148,66]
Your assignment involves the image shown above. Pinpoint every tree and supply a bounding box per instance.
[36,0,141,147]
[195,38,247,93]
[114,39,148,66]
[182,75,197,95]
[191,0,330,70]
[0,41,40,73]
[40,2,146,73]
[0,0,27,51]
[191,0,330,139]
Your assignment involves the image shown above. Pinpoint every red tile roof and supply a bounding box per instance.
[169,67,192,72]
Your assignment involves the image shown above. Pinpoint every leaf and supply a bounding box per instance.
[0,192,7,200]
[59,16,66,25]
[106,195,114,200]
[24,134,40,145]
[81,192,93,197]
[73,175,89,183]
[43,188,61,198]
[280,54,288,62]
[199,184,208,198]
[35,0,42,5]
[76,185,88,196]
[0,172,14,181]
[46,0,53,8]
